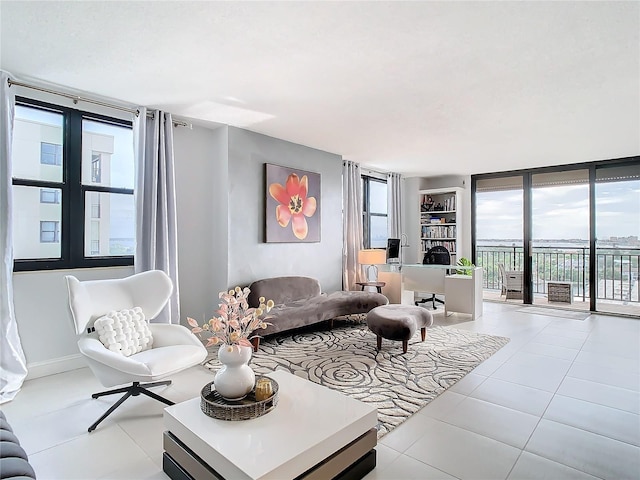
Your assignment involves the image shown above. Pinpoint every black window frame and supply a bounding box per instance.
[13,96,134,271]
[362,175,388,249]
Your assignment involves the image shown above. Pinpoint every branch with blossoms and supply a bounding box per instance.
[188,286,274,349]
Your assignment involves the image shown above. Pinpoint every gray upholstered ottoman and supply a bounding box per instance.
[366,305,434,353]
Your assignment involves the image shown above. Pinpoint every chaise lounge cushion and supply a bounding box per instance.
[247,276,388,338]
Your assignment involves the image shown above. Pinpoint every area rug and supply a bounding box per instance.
[204,319,510,438]
[516,306,591,320]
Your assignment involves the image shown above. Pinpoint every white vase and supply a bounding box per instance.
[214,344,255,401]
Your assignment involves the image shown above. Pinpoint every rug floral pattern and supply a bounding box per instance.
[204,318,510,438]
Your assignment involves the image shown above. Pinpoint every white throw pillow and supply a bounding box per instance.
[93,307,153,356]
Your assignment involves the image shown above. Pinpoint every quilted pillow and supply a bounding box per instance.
[93,307,153,356]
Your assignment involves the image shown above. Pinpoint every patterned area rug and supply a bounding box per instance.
[204,318,510,438]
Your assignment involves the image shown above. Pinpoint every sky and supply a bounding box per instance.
[477,181,640,242]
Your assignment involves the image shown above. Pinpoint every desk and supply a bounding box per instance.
[356,281,385,294]
[379,265,483,320]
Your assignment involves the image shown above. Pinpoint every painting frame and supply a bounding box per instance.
[265,163,321,243]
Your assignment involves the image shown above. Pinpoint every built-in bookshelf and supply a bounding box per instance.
[419,188,461,263]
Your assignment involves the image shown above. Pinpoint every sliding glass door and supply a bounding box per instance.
[531,170,590,309]
[595,164,640,315]
[475,176,524,304]
[473,158,639,316]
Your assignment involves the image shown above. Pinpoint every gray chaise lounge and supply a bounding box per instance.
[247,276,388,350]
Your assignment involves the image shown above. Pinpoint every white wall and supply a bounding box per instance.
[173,124,228,323]
[13,266,134,378]
[226,127,344,293]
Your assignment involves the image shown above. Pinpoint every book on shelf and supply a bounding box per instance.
[421,225,456,238]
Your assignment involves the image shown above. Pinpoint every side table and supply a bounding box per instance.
[356,282,386,294]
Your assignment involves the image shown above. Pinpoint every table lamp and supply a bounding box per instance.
[358,249,387,282]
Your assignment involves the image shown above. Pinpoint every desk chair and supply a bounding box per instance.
[416,246,451,309]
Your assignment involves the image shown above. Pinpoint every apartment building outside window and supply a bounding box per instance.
[39,221,59,243]
[39,142,62,166]
[362,175,388,249]
[12,97,135,271]
[39,188,60,204]
[91,152,102,183]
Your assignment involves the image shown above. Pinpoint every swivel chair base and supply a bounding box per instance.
[415,294,444,310]
[88,380,173,432]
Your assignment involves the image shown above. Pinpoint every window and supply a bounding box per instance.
[362,175,388,248]
[12,97,135,271]
[40,142,62,165]
[90,192,101,218]
[40,188,60,204]
[40,221,59,243]
[91,152,102,183]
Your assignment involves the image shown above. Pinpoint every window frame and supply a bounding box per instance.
[362,175,388,249]
[13,96,134,271]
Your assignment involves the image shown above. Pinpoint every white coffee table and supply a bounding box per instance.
[163,370,378,480]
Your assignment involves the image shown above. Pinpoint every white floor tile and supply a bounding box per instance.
[469,377,553,417]
[380,410,433,453]
[405,417,520,480]
[5,302,639,480]
[97,456,169,480]
[492,351,572,392]
[372,444,402,472]
[567,361,640,392]
[519,341,579,361]
[530,332,586,350]
[366,454,458,480]
[540,325,590,340]
[525,419,640,479]
[28,425,150,480]
[573,349,640,375]
[441,397,539,449]
[543,395,640,446]
[508,452,600,479]
[8,397,114,455]
[417,390,466,419]
[449,372,486,395]
[557,376,640,414]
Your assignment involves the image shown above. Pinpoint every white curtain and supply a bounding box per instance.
[387,172,403,239]
[0,71,27,403]
[342,160,364,291]
[133,108,180,324]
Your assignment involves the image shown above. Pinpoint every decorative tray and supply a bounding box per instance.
[200,375,279,421]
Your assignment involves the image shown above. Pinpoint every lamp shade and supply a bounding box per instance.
[358,249,386,265]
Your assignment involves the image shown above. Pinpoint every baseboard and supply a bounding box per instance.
[26,354,87,380]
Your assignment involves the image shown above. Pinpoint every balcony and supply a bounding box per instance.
[477,244,640,315]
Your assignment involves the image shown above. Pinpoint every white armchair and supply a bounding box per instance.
[65,270,207,432]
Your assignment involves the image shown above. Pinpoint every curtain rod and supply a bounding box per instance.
[7,78,191,128]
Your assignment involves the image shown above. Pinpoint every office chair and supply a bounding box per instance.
[416,246,451,309]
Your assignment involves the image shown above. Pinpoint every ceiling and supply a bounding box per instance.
[1,1,638,177]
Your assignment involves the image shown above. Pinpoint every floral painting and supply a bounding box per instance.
[265,163,320,242]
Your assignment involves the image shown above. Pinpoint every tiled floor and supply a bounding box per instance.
[2,302,639,479]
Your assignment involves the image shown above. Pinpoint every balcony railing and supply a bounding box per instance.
[477,245,640,304]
